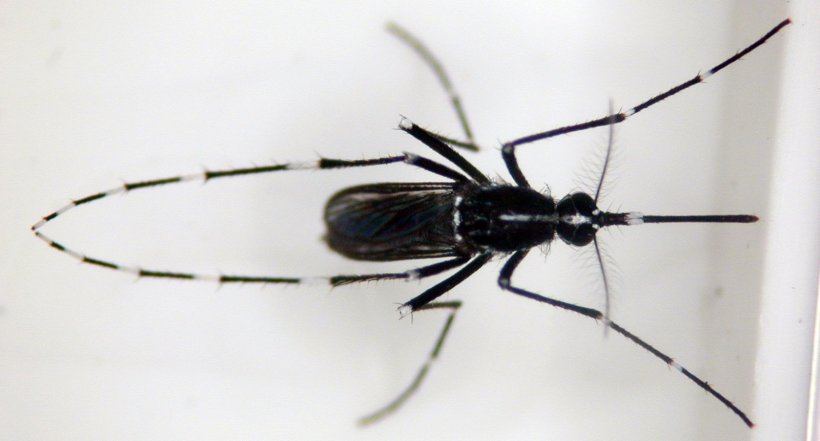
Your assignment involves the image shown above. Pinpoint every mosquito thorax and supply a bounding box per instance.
[455,184,557,251]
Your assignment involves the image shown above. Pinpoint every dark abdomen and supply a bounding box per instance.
[324,183,462,261]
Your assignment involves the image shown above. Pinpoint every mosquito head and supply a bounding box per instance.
[555,192,604,246]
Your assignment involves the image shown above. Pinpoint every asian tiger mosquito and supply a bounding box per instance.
[31,18,790,429]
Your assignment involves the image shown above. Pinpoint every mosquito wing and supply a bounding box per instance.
[324,182,462,261]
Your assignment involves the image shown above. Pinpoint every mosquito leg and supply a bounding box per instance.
[32,153,468,283]
[32,153,469,235]
[400,252,491,314]
[387,22,479,151]
[223,254,472,286]
[399,118,489,184]
[497,249,754,428]
[329,256,470,286]
[358,300,462,426]
[501,18,790,188]
[33,225,472,287]
[320,154,471,182]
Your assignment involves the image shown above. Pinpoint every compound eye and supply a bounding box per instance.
[570,225,596,246]
[557,192,597,217]
[569,193,596,215]
[557,223,596,246]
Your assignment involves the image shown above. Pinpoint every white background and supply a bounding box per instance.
[1,1,815,440]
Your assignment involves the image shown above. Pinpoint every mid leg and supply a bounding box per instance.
[329,255,470,286]
[358,300,462,426]
[387,22,479,151]
[358,253,490,425]
[497,249,754,428]
[399,118,489,184]
[401,252,491,314]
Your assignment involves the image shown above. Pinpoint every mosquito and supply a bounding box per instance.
[32,18,790,429]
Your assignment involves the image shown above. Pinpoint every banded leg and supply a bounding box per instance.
[358,300,462,426]
[330,255,470,286]
[32,222,473,286]
[399,118,489,184]
[400,252,492,315]
[33,153,467,231]
[497,249,754,428]
[387,22,479,151]
[501,18,791,188]
[362,256,487,422]
[32,153,468,275]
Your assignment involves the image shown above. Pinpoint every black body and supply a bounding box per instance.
[326,182,567,259]
[325,182,460,260]
[32,19,788,430]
